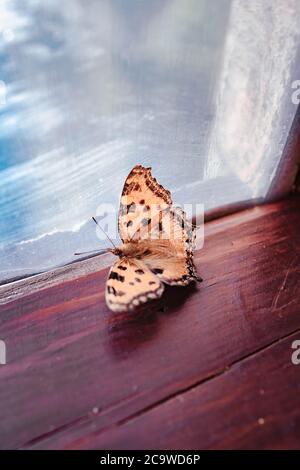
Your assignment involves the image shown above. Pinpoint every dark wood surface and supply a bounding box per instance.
[0,195,299,449]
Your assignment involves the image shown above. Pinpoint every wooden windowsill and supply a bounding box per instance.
[0,195,299,449]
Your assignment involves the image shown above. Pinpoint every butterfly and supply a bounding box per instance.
[97,165,202,312]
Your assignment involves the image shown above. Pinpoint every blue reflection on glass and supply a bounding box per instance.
[0,0,299,281]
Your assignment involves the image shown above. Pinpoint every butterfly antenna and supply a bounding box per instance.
[74,249,108,256]
[92,216,117,249]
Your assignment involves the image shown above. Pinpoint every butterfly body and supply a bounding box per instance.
[104,165,202,312]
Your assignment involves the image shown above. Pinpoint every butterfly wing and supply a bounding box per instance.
[118,164,201,288]
[118,165,172,243]
[105,257,164,312]
[140,206,201,286]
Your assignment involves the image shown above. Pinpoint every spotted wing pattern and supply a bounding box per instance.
[118,165,172,243]
[139,206,200,286]
[105,257,164,312]
[118,165,200,286]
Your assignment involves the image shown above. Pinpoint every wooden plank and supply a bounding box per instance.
[0,251,115,305]
[29,330,300,450]
[0,195,299,449]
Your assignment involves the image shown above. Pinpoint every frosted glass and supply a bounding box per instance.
[0,0,299,281]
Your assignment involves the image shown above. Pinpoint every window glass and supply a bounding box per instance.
[0,0,300,281]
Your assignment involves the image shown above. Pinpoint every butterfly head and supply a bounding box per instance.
[110,242,142,259]
[110,246,126,258]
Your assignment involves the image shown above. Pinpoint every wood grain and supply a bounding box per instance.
[31,331,300,450]
[0,195,299,449]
